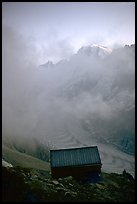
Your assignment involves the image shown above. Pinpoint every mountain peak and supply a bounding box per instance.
[40,60,54,68]
[77,44,112,58]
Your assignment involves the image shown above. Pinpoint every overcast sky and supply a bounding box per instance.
[2,2,135,63]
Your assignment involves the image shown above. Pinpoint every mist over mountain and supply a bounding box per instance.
[2,26,135,174]
[19,45,135,149]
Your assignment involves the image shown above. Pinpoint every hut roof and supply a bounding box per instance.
[50,146,101,168]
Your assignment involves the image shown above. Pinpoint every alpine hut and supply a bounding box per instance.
[50,146,102,180]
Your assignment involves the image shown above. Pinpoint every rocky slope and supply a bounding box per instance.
[2,165,134,202]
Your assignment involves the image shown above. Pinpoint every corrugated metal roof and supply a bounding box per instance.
[50,146,101,168]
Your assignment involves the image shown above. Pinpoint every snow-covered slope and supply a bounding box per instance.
[77,44,112,58]
[2,159,13,168]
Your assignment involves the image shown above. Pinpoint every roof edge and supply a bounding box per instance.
[50,145,98,152]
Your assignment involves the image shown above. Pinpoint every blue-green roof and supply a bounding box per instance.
[50,146,101,168]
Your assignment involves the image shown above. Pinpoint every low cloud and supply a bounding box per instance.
[2,25,135,149]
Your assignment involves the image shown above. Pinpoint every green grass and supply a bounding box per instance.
[2,145,50,171]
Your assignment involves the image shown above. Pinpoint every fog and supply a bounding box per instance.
[2,24,135,175]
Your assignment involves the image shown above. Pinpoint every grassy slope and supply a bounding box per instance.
[2,145,50,171]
